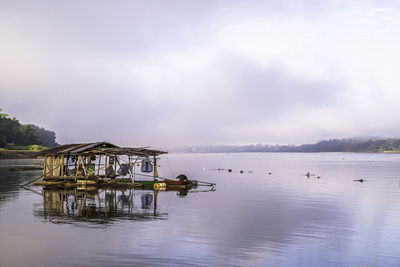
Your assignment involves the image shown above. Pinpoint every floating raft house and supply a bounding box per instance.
[28,142,197,190]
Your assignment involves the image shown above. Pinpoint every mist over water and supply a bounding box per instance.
[1,153,400,266]
[2,1,400,146]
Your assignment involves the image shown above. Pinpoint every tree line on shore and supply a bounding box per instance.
[184,138,400,153]
[0,109,58,150]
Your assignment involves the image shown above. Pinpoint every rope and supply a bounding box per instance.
[165,155,175,177]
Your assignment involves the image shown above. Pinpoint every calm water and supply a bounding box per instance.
[1,153,400,266]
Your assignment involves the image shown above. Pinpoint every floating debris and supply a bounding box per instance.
[268,172,272,175]
[305,172,317,178]
[209,168,225,171]
[209,168,253,174]
[353,179,365,183]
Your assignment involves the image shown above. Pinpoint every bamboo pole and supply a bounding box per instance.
[49,156,54,178]
[20,170,54,187]
[74,156,77,181]
[105,154,108,178]
[114,155,117,179]
[60,154,64,177]
[153,155,157,181]
[82,155,88,176]
[65,154,70,176]
[97,154,101,175]
[128,155,131,179]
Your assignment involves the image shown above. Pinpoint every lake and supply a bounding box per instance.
[1,153,400,266]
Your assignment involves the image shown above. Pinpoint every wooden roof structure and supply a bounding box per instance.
[37,142,167,157]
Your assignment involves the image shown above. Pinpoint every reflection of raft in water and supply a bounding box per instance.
[23,142,215,191]
[32,185,215,226]
[34,188,166,225]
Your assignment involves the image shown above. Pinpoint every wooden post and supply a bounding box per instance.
[60,154,64,177]
[74,156,77,181]
[114,155,117,179]
[75,156,80,180]
[97,154,101,175]
[78,156,82,176]
[105,154,108,178]
[133,156,137,180]
[49,156,53,177]
[65,155,70,177]
[128,155,131,179]
[153,155,157,181]
[43,156,47,177]
[83,155,87,176]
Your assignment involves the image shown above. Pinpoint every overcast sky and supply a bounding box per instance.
[1,0,400,147]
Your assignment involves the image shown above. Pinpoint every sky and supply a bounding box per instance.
[1,0,400,148]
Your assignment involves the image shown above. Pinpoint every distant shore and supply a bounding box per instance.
[0,150,38,159]
[181,151,400,154]
[180,138,400,153]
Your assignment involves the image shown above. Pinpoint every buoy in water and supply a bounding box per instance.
[228,169,232,172]
[240,170,244,173]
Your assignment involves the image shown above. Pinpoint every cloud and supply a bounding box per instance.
[146,55,345,145]
[1,0,400,146]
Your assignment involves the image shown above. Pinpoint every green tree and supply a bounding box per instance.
[0,108,48,148]
[0,108,8,118]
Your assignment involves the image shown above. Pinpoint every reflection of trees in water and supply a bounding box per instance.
[33,189,168,227]
[0,167,42,206]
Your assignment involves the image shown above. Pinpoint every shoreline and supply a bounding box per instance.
[2,150,400,160]
[0,150,39,159]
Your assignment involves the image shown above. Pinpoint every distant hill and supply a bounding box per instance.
[182,138,400,153]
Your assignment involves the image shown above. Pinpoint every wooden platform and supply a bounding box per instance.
[34,178,195,190]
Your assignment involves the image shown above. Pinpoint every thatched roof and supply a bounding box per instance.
[37,142,167,157]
